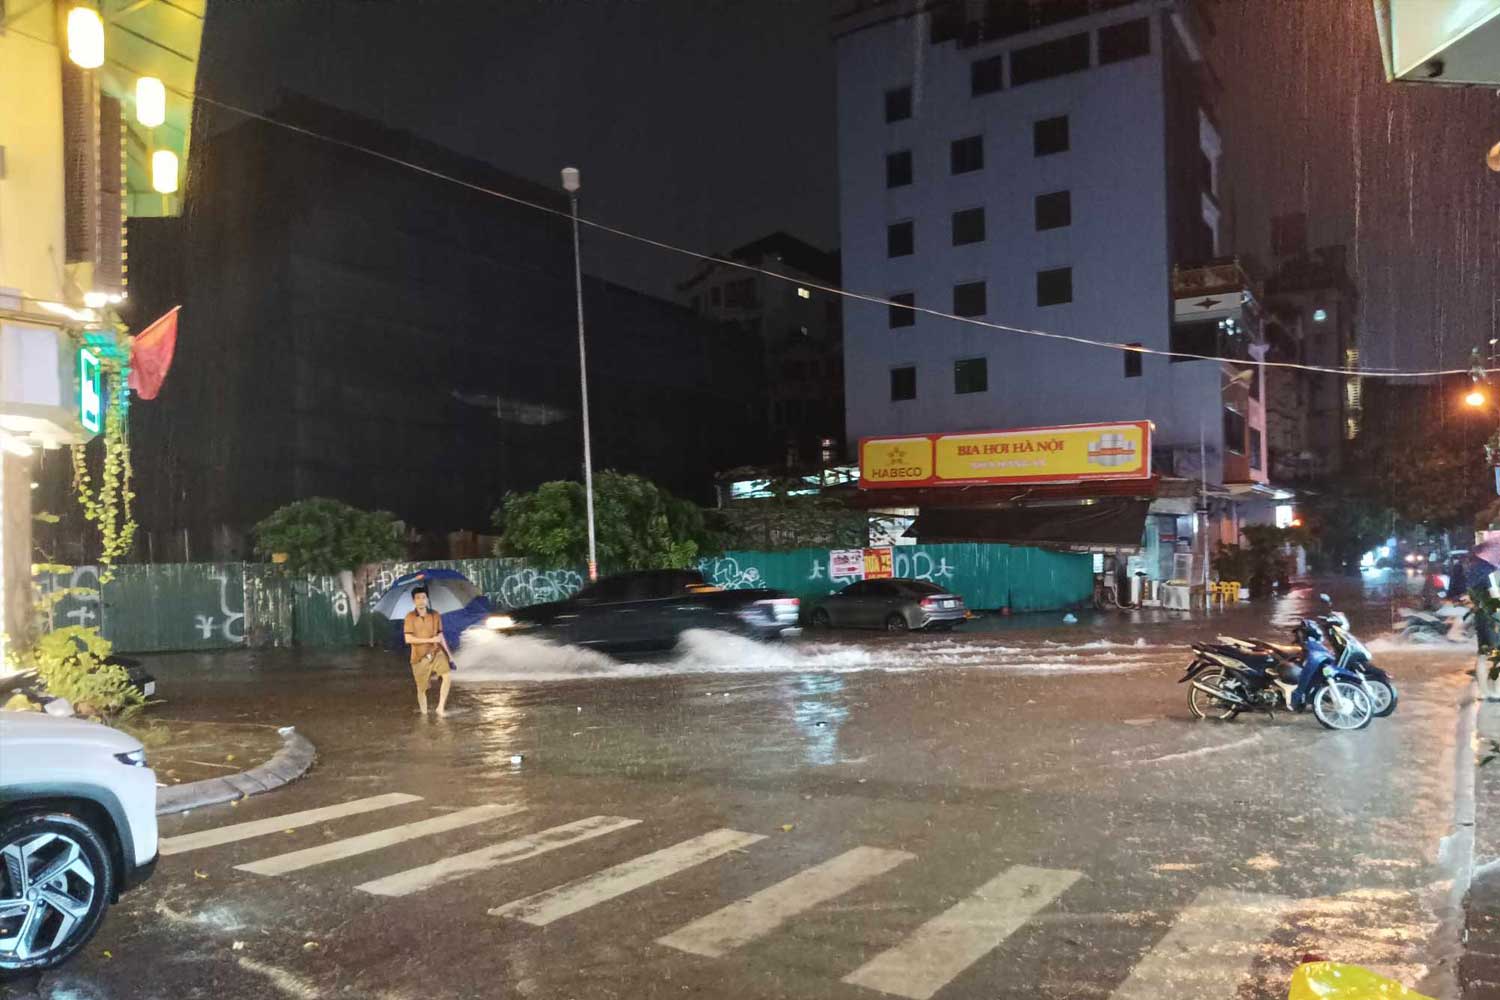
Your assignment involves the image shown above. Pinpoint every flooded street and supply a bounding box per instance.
[11,577,1479,1000]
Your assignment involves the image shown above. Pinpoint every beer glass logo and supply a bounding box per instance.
[1087,432,1137,468]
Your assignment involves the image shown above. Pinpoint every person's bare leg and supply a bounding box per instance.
[415,673,429,715]
[436,674,452,716]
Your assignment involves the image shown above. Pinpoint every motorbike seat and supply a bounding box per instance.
[1262,641,1302,658]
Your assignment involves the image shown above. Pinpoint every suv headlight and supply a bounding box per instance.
[114,749,147,767]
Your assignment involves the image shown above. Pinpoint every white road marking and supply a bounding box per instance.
[659,846,914,958]
[355,815,641,897]
[159,793,423,856]
[1107,888,1293,1000]
[842,864,1081,1000]
[236,804,522,876]
[489,828,766,926]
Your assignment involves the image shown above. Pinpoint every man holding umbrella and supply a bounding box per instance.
[404,587,454,716]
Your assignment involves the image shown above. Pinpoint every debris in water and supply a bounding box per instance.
[194,870,208,880]
[780,823,795,833]
[232,941,245,951]
[1062,613,1079,624]
[303,941,319,952]
[510,754,525,766]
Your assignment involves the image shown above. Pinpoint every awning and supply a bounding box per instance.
[906,499,1152,552]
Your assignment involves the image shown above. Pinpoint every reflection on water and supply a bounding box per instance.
[787,673,849,767]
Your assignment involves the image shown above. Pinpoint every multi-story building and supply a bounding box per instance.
[680,233,845,469]
[833,0,1274,578]
[122,95,763,560]
[0,1,202,646]
[1263,242,1361,483]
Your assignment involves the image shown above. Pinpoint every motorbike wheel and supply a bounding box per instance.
[1187,668,1241,721]
[1364,679,1397,718]
[1311,681,1373,731]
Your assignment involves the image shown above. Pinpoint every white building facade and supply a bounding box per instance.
[834,0,1266,490]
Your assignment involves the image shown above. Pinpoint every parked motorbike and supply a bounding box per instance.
[1179,617,1375,730]
[1212,601,1397,719]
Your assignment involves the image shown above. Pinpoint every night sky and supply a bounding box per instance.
[199,0,1499,372]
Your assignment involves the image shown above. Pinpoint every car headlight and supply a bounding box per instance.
[485,614,518,631]
[114,749,147,767]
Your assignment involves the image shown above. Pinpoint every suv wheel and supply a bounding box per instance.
[0,812,115,977]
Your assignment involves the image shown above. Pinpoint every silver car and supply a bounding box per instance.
[809,579,968,632]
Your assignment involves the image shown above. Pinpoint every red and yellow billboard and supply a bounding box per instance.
[859,421,1152,489]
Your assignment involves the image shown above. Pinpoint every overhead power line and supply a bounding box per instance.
[24,31,1462,383]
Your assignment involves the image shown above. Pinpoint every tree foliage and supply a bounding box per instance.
[11,626,144,725]
[494,471,719,572]
[253,498,403,575]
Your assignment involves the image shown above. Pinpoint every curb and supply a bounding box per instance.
[155,726,316,816]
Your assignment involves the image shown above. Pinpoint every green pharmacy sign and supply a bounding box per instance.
[78,347,102,434]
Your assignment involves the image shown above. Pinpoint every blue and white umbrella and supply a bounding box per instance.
[372,569,481,618]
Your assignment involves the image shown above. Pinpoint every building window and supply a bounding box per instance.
[1223,406,1246,455]
[1170,319,1216,361]
[952,207,985,245]
[1033,115,1069,156]
[724,278,758,308]
[953,280,986,317]
[971,54,1004,96]
[1034,190,1071,230]
[887,220,914,258]
[1011,33,1090,86]
[954,357,988,394]
[1099,17,1151,64]
[889,292,915,328]
[1249,427,1263,470]
[885,85,912,123]
[950,135,984,174]
[886,150,912,188]
[1124,343,1143,378]
[1036,266,1073,306]
[891,365,916,401]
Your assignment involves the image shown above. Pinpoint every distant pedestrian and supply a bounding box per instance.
[1449,556,1470,599]
[403,586,452,716]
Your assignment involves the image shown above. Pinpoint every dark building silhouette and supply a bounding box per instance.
[124,95,762,559]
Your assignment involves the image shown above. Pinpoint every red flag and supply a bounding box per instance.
[128,306,180,400]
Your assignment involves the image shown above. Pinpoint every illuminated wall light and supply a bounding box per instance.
[136,77,166,128]
[796,287,811,299]
[66,7,105,69]
[151,149,179,194]
[83,290,109,309]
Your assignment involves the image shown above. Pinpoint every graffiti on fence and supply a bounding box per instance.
[893,551,956,583]
[36,566,102,629]
[702,557,763,590]
[193,567,246,643]
[495,568,584,608]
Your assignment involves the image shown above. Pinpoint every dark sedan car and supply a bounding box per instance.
[485,569,800,653]
[808,578,968,632]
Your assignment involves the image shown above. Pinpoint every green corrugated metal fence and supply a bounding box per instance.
[696,544,1091,613]
[32,544,1087,653]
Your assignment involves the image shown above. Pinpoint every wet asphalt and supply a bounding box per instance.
[4,574,1480,1000]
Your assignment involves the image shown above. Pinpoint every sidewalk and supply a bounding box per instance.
[120,717,316,814]
[1464,696,1500,998]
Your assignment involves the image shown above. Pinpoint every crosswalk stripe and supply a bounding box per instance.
[658,846,914,958]
[842,864,1081,1000]
[489,828,766,926]
[158,793,423,856]
[1106,888,1292,1000]
[354,816,642,897]
[235,804,523,876]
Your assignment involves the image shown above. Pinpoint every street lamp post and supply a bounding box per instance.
[561,166,599,582]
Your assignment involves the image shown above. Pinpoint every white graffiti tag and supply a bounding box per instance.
[496,568,584,608]
[206,568,246,643]
[891,551,956,583]
[702,557,762,590]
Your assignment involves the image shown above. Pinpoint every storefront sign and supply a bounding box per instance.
[830,549,865,579]
[860,421,1151,489]
[863,546,894,579]
[78,347,102,434]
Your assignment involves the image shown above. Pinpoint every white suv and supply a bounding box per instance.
[0,713,159,977]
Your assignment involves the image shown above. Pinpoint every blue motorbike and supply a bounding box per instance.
[1179,616,1375,730]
